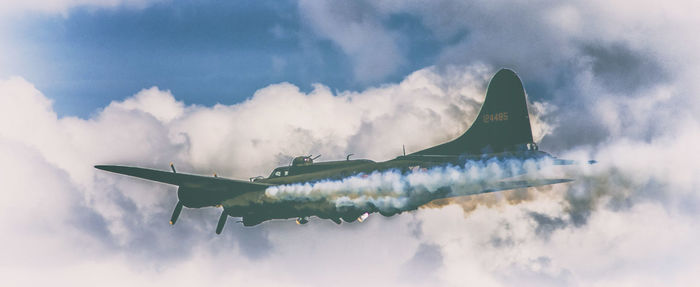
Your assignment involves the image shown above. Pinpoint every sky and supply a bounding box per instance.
[1,0,441,117]
[1,0,700,286]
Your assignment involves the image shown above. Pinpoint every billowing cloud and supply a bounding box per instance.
[2,0,700,286]
[298,0,405,83]
[0,66,542,286]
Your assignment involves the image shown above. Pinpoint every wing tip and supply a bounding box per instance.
[94,165,121,172]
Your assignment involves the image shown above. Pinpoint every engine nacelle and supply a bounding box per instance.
[177,187,223,208]
[241,216,265,227]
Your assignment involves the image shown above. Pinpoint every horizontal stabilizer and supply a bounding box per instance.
[447,178,573,199]
[489,178,573,192]
[551,159,597,165]
[552,159,576,165]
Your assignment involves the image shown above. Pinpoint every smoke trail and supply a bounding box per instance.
[264,157,565,217]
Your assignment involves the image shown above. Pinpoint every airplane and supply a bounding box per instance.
[95,68,579,234]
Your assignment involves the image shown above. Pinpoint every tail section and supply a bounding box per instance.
[413,69,534,155]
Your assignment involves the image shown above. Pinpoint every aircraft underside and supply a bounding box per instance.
[215,175,571,228]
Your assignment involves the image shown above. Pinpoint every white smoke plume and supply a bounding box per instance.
[265,158,564,216]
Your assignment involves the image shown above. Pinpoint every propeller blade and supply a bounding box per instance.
[170,201,183,225]
[216,210,228,234]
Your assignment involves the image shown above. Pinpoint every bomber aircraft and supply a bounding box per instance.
[96,69,578,234]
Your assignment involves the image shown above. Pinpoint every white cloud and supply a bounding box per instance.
[3,56,700,285]
[0,66,509,286]
[2,0,700,285]
[111,87,184,123]
[298,0,405,83]
[298,0,700,131]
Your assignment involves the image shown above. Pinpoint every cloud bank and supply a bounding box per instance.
[2,0,700,286]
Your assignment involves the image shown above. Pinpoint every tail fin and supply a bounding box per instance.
[413,69,534,155]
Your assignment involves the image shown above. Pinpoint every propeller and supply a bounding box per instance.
[170,201,183,225]
[216,209,228,234]
[168,163,184,225]
[167,162,229,234]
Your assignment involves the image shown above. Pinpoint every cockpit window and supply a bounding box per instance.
[270,167,290,178]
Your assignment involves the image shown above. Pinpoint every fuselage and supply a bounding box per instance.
[198,148,554,226]
[257,149,552,185]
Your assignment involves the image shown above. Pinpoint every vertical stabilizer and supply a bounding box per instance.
[413,69,534,155]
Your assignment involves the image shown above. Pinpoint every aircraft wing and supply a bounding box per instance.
[94,165,273,190]
[487,178,573,192]
[95,164,275,232]
[447,178,573,198]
